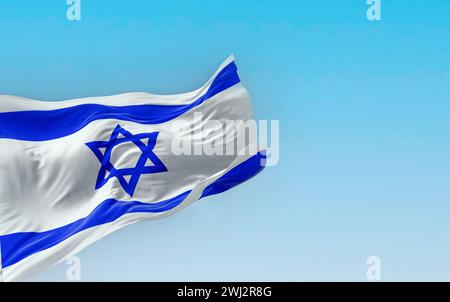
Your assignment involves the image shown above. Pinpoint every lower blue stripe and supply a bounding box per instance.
[0,152,265,268]
[0,62,240,141]
[0,191,191,268]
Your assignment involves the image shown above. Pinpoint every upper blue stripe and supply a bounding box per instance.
[0,152,266,268]
[0,62,240,141]
[201,151,266,198]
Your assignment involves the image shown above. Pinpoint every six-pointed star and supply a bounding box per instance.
[86,125,168,197]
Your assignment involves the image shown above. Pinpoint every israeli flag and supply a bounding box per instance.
[0,56,265,281]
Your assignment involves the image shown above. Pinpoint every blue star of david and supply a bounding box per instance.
[85,125,168,197]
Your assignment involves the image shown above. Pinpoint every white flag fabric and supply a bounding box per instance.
[0,56,265,281]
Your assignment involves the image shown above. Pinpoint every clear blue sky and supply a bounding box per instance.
[1,0,449,281]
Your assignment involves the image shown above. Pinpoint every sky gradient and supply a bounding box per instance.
[0,0,449,281]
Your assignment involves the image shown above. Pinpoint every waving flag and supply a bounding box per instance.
[0,56,265,281]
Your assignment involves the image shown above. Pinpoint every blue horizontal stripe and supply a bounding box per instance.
[0,152,265,268]
[0,191,191,268]
[201,151,266,198]
[0,62,240,141]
